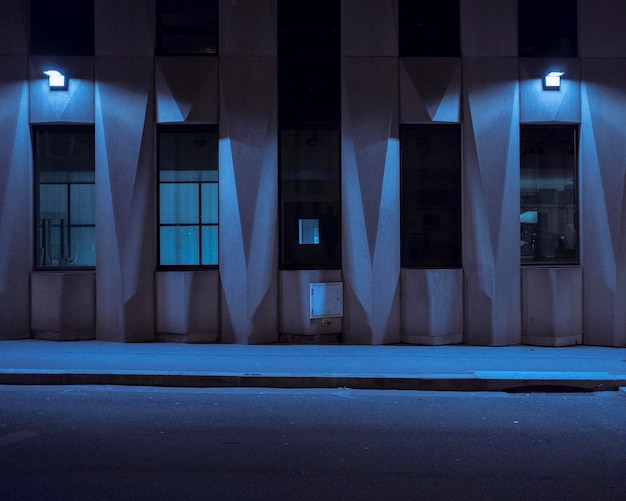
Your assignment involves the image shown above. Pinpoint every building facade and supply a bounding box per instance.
[1,0,625,347]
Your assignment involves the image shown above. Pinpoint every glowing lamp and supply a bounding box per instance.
[44,70,67,90]
[544,71,564,90]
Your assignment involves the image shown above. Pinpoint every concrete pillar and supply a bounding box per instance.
[0,1,31,339]
[341,0,400,344]
[578,1,626,348]
[94,0,155,341]
[219,0,278,343]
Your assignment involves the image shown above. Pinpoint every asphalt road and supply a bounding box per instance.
[1,386,625,500]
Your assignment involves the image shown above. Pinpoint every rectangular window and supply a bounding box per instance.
[35,126,95,268]
[30,0,94,56]
[521,125,578,264]
[158,126,218,267]
[278,0,340,123]
[157,0,218,55]
[401,125,462,268]
[280,128,341,268]
[519,0,577,57]
[399,0,460,57]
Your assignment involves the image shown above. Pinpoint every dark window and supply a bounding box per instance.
[278,0,340,123]
[34,126,95,268]
[280,128,341,268]
[158,126,219,267]
[157,0,218,55]
[399,0,460,57]
[30,0,94,55]
[401,125,462,268]
[520,125,578,264]
[278,0,341,269]
[519,0,577,57]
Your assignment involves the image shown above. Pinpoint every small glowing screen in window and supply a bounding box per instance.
[299,219,319,244]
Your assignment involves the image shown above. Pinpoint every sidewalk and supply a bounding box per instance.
[0,339,625,392]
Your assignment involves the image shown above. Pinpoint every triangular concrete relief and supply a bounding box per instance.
[156,58,218,123]
[400,58,461,123]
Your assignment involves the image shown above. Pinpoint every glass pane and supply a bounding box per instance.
[70,184,95,225]
[401,125,462,268]
[70,227,96,266]
[159,129,218,181]
[518,0,577,57]
[37,130,95,183]
[31,0,94,55]
[201,183,218,224]
[201,226,218,265]
[40,184,68,219]
[521,126,578,264]
[280,129,341,267]
[399,0,460,57]
[158,0,218,54]
[160,184,199,224]
[299,219,319,244]
[160,226,200,265]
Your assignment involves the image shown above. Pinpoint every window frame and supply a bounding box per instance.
[279,124,342,270]
[520,124,579,266]
[400,124,463,269]
[30,0,94,56]
[156,124,219,270]
[156,0,219,56]
[33,124,96,271]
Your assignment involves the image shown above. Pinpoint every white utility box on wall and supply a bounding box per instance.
[310,282,343,319]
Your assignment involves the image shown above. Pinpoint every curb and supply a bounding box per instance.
[1,370,625,392]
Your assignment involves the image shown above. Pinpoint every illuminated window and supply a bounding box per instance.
[519,0,577,57]
[157,0,218,55]
[401,125,462,268]
[35,126,95,268]
[158,126,218,267]
[30,0,94,56]
[280,129,341,268]
[399,0,460,57]
[521,125,578,264]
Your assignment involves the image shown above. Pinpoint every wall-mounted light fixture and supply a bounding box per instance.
[544,71,564,90]
[44,70,67,90]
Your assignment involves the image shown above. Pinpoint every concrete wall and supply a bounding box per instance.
[2,1,626,346]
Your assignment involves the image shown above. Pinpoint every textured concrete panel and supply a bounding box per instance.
[521,267,583,347]
[341,0,397,56]
[220,0,276,56]
[0,0,28,55]
[220,56,278,344]
[520,59,580,124]
[155,58,218,123]
[95,57,155,342]
[31,271,96,340]
[580,0,626,57]
[29,57,94,123]
[94,0,154,56]
[401,269,463,345]
[463,58,521,346]
[581,59,626,347]
[279,270,343,336]
[461,0,516,57]
[342,57,401,345]
[156,271,219,342]
[0,56,30,339]
[399,58,461,123]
